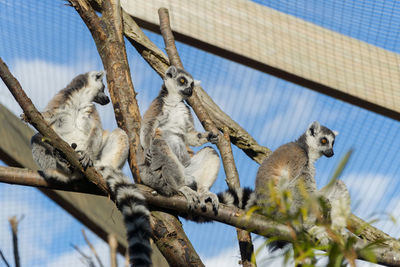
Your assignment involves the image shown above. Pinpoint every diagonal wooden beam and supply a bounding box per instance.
[121,0,400,121]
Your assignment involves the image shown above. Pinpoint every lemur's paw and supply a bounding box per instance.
[145,149,152,164]
[308,225,330,246]
[199,191,219,214]
[179,187,200,211]
[76,150,93,170]
[206,131,219,144]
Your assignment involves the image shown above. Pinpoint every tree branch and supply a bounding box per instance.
[82,229,104,267]
[223,128,256,267]
[0,249,10,267]
[8,216,22,267]
[66,1,204,265]
[157,8,256,266]
[111,7,400,263]
[112,2,270,163]
[108,234,118,267]
[67,0,142,183]
[2,166,400,266]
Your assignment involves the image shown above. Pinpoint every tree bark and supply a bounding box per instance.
[157,8,256,266]
[109,1,270,163]
[2,166,400,266]
[111,7,400,263]
[66,1,204,265]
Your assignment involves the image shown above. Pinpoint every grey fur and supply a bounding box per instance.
[219,122,350,245]
[139,66,221,213]
[31,71,152,267]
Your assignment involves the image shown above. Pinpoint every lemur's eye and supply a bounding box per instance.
[321,138,328,144]
[179,78,186,85]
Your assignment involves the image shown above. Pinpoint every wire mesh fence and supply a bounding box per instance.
[0,0,399,266]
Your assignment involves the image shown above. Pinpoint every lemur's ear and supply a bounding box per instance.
[166,66,177,78]
[333,130,339,136]
[194,80,201,87]
[308,121,321,136]
[95,71,105,80]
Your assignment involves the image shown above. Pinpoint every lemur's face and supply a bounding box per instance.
[88,71,110,105]
[306,121,338,158]
[164,66,195,99]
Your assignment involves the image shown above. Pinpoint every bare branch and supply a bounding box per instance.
[8,216,21,267]
[108,234,118,267]
[117,3,270,163]
[2,166,399,266]
[0,57,109,194]
[222,128,256,267]
[0,249,11,267]
[82,229,105,267]
[71,244,96,267]
[67,0,142,183]
[66,1,204,265]
[158,8,256,266]
[158,8,183,69]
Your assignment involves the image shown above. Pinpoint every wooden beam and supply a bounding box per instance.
[0,104,168,266]
[121,0,400,121]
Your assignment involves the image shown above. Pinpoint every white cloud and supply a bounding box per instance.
[343,173,392,218]
[372,197,400,238]
[202,238,288,267]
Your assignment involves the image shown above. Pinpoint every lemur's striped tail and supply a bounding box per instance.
[217,187,256,210]
[218,187,292,252]
[99,167,152,267]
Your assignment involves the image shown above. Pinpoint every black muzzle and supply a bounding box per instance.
[323,149,334,158]
[182,87,193,97]
[94,92,110,105]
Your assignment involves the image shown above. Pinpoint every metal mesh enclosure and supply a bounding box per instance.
[0,0,399,266]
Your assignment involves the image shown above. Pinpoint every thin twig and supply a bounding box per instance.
[82,229,105,267]
[108,234,118,267]
[71,244,96,267]
[0,249,11,267]
[8,216,21,267]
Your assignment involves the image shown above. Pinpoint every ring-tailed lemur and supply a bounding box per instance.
[31,71,152,267]
[139,66,221,213]
[218,121,351,246]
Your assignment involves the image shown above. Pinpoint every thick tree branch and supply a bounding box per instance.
[2,166,400,265]
[109,2,270,163]
[158,8,256,266]
[67,1,203,265]
[68,0,141,183]
[110,7,400,261]
[0,58,109,194]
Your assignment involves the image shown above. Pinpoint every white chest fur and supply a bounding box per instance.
[159,101,191,136]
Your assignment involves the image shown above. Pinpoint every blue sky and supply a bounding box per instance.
[0,0,399,266]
